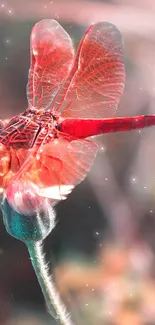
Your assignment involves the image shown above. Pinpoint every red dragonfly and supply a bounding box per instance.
[0,19,155,216]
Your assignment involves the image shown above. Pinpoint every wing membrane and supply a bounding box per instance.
[27,19,74,111]
[52,22,125,118]
[0,115,40,149]
[0,119,10,133]
[10,132,97,206]
[0,116,40,191]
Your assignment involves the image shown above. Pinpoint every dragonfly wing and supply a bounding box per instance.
[0,116,40,191]
[27,19,74,112]
[36,133,97,195]
[0,119,10,132]
[7,132,97,213]
[0,115,40,149]
[52,22,125,118]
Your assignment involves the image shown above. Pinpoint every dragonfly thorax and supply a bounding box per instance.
[25,108,60,130]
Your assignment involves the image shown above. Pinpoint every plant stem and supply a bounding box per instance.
[27,241,74,325]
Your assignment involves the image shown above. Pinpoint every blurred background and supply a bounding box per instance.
[1,0,155,324]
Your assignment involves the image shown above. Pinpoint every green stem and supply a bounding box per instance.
[27,241,74,325]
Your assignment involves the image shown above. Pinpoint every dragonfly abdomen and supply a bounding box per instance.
[59,115,155,138]
[99,115,155,133]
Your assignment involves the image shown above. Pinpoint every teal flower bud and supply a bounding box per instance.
[1,181,55,242]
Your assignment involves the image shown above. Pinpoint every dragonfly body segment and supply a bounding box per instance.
[59,115,155,138]
[1,19,155,216]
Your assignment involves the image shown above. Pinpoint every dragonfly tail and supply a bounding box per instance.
[59,115,155,138]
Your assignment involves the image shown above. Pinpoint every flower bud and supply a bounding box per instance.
[1,180,55,242]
